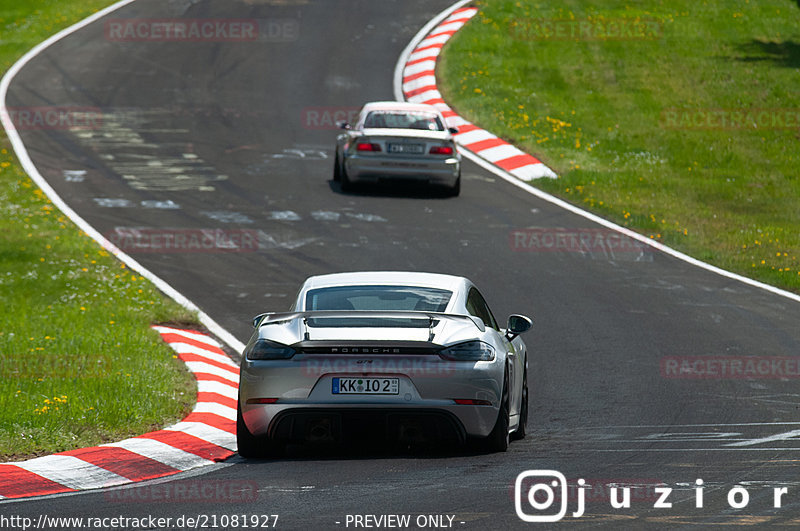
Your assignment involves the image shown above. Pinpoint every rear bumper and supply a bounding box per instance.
[239,353,504,441]
[345,154,460,186]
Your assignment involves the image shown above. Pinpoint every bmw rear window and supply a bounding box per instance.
[362,111,444,131]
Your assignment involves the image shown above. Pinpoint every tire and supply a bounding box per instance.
[236,402,283,458]
[446,173,461,197]
[339,156,353,192]
[333,149,341,182]
[511,365,528,441]
[484,371,510,452]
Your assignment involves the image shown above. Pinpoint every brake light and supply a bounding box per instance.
[453,399,492,406]
[356,142,381,152]
[429,146,454,155]
[246,398,279,404]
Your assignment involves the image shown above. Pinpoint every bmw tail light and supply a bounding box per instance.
[356,142,381,152]
[429,145,454,155]
[439,340,495,361]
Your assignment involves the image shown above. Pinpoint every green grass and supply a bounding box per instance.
[439,0,800,292]
[0,0,199,461]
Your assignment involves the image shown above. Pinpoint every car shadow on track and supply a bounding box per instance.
[235,440,494,462]
[327,180,457,199]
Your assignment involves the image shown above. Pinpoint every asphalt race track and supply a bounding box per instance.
[5,0,800,528]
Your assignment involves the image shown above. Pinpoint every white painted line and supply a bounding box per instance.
[0,4,247,354]
[393,0,471,95]
[593,448,800,452]
[393,0,800,307]
[725,429,800,447]
[166,423,236,450]
[570,421,800,429]
[17,455,129,490]
[102,439,211,471]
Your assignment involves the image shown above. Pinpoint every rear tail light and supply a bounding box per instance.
[356,142,381,152]
[439,340,495,361]
[429,145,454,155]
[453,399,492,406]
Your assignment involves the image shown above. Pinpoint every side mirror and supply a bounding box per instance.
[505,314,532,340]
[337,121,351,130]
[252,313,268,328]
[448,127,459,134]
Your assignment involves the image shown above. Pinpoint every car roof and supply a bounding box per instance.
[302,271,467,292]
[360,101,443,115]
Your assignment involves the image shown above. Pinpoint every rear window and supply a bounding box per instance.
[305,285,452,312]
[362,111,444,131]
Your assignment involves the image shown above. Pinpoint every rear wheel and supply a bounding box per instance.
[236,402,283,458]
[511,365,528,441]
[339,155,353,192]
[484,372,510,452]
[445,172,461,197]
[333,149,342,182]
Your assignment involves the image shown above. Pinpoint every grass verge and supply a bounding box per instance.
[438,0,799,293]
[0,0,199,461]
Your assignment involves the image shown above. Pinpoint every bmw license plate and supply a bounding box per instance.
[332,377,399,395]
[387,143,424,154]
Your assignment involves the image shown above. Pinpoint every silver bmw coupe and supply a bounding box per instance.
[333,102,462,196]
[237,272,532,456]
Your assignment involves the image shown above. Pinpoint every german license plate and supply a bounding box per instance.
[387,143,424,154]
[332,377,399,395]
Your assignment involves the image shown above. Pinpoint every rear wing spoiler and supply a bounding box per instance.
[252,310,485,333]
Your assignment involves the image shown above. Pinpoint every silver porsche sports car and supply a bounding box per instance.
[333,101,462,196]
[237,272,532,456]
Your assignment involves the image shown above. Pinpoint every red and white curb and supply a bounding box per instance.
[0,327,238,500]
[400,5,557,181]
